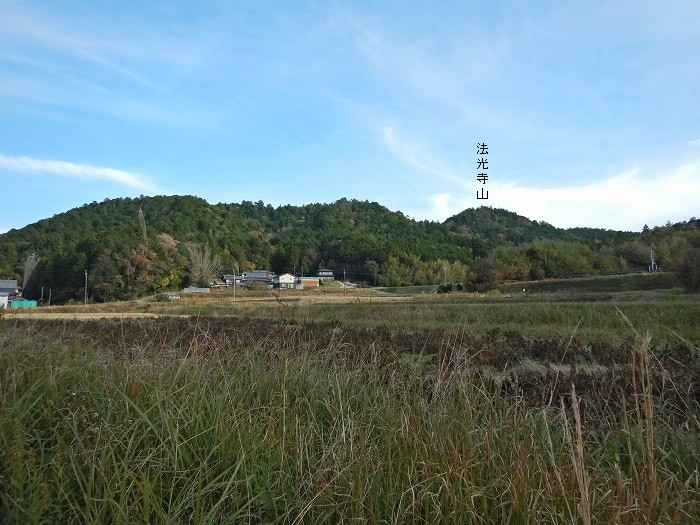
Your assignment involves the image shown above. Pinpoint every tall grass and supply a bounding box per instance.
[223,298,700,342]
[1,320,698,523]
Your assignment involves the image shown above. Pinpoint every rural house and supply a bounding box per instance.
[244,270,276,285]
[222,274,244,286]
[317,269,334,281]
[273,273,296,289]
[0,279,20,297]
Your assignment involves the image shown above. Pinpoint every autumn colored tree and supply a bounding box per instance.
[185,242,221,287]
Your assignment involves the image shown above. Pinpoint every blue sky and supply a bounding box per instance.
[1,0,699,234]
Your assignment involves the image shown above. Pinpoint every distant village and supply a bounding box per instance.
[1,268,346,308]
[184,268,339,293]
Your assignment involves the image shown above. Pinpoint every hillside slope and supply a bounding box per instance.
[0,196,696,302]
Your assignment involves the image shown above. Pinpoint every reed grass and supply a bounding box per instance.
[221,297,700,342]
[0,318,698,523]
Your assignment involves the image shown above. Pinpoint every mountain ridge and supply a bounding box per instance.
[0,195,696,302]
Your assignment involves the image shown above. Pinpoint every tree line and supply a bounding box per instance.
[0,196,698,302]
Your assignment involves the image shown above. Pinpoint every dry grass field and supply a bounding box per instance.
[1,284,698,523]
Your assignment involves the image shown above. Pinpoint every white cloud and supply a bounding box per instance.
[381,123,699,231]
[689,139,700,147]
[0,154,161,193]
[421,163,700,231]
[431,193,454,218]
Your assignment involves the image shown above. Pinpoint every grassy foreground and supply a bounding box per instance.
[1,314,699,523]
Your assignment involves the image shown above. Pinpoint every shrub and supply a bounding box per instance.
[676,247,700,292]
[437,283,453,294]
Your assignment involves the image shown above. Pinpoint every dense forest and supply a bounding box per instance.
[0,196,698,302]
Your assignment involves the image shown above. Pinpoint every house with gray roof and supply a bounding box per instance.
[0,279,20,296]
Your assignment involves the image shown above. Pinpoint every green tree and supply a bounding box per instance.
[465,257,499,292]
[364,259,379,286]
[676,247,700,292]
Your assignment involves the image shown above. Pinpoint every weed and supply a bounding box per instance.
[0,311,698,523]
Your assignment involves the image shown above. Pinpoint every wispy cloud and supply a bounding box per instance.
[0,5,201,77]
[0,4,210,125]
[344,9,510,129]
[689,139,700,147]
[382,125,465,186]
[0,154,161,193]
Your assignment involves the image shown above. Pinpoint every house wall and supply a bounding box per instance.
[277,274,296,289]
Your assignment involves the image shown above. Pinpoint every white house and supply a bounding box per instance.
[274,273,296,289]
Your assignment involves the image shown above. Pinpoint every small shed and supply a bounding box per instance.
[10,298,38,309]
[210,279,227,288]
[298,277,320,288]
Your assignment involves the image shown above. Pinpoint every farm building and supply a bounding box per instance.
[0,292,9,309]
[298,277,320,288]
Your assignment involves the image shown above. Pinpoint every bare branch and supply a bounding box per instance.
[185,243,221,287]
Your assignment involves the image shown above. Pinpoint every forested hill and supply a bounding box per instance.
[444,207,623,244]
[0,195,697,302]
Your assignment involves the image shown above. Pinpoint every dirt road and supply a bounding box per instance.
[4,312,183,320]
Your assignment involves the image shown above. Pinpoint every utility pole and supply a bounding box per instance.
[343,269,346,296]
[48,288,52,307]
[84,270,88,306]
[233,263,239,302]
